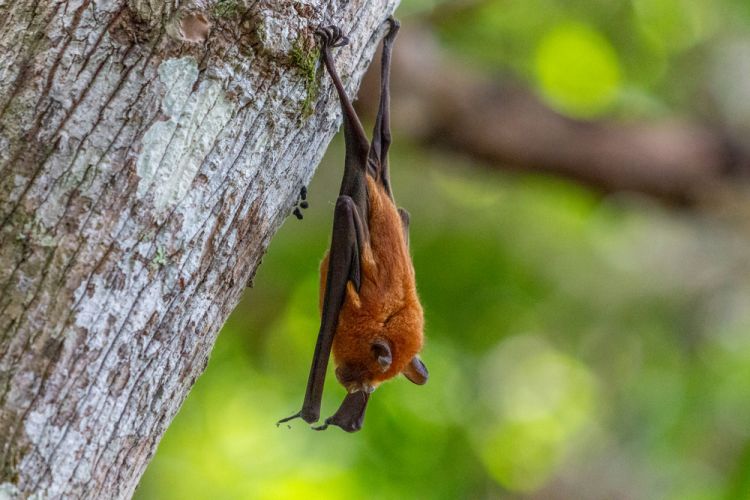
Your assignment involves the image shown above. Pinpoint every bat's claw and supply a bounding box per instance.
[276,412,302,427]
[277,407,321,427]
[312,422,330,431]
[315,25,349,49]
[385,16,400,38]
[381,17,399,47]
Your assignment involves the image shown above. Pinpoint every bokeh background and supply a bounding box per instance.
[136,1,750,498]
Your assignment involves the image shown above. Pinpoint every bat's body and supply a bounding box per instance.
[278,18,428,433]
[321,175,423,388]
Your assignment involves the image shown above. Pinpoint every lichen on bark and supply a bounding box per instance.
[290,35,322,118]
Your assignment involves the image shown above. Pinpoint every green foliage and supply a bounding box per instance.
[435,0,750,117]
[136,1,750,497]
[136,138,750,499]
[534,22,621,116]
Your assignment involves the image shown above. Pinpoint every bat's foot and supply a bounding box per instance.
[385,16,400,40]
[312,422,330,431]
[315,25,349,49]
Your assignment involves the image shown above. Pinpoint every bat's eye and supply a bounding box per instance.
[371,340,392,372]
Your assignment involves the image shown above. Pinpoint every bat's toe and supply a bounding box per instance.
[315,25,349,48]
[386,16,400,35]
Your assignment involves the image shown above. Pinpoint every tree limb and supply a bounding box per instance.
[359,27,749,204]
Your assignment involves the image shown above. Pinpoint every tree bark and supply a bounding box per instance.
[0,0,397,497]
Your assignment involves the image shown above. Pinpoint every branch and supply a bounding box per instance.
[359,26,749,203]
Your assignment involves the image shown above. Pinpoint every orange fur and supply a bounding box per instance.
[319,176,424,390]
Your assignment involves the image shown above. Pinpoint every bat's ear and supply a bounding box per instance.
[403,356,429,385]
[371,340,392,372]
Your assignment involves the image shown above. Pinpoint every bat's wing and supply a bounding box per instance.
[313,391,370,433]
[277,196,366,426]
[369,17,400,200]
[318,26,372,223]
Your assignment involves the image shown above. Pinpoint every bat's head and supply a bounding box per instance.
[323,347,428,432]
[334,340,429,393]
[327,304,428,432]
[333,284,428,391]
[333,308,427,394]
[326,267,428,431]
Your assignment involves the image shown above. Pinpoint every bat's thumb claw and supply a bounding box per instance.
[276,412,302,427]
[312,422,330,431]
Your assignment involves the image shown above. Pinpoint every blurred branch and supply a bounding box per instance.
[359,26,750,204]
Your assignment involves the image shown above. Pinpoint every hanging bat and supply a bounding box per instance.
[277,18,428,433]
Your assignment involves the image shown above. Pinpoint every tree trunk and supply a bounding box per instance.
[0,0,397,497]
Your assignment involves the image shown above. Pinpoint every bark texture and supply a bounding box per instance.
[0,0,398,497]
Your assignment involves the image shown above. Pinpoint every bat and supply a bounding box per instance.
[277,18,428,432]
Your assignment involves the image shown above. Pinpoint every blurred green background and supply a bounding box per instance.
[136,1,750,498]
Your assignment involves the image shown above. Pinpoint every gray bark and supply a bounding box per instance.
[0,0,398,497]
